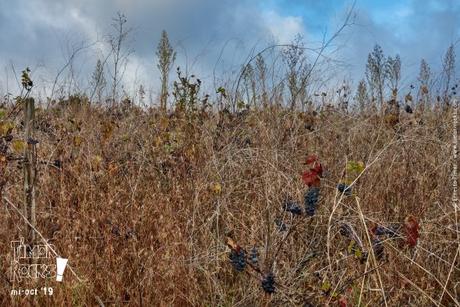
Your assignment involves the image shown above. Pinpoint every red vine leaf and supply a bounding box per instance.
[404,215,420,247]
[311,162,323,177]
[338,295,348,307]
[305,155,318,165]
[302,155,323,187]
[302,170,321,187]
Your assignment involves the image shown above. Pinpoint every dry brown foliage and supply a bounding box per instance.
[0,100,458,306]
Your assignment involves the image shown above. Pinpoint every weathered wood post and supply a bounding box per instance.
[23,97,36,245]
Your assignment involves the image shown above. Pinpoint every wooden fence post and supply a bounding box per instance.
[23,97,36,246]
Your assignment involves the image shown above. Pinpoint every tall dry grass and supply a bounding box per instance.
[0,98,458,306]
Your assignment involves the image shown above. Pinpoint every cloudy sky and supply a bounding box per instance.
[0,0,459,100]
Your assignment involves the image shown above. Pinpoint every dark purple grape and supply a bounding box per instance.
[304,187,320,216]
[339,223,352,238]
[372,238,384,260]
[229,249,246,272]
[337,183,352,196]
[275,218,287,231]
[27,138,39,145]
[386,223,401,238]
[374,225,386,236]
[283,200,302,215]
[261,272,275,294]
[53,159,62,169]
[250,247,258,265]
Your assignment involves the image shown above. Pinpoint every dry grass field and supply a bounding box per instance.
[0,96,458,305]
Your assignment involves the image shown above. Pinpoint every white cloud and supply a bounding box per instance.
[262,10,306,43]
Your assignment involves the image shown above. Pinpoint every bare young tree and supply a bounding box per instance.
[441,44,455,105]
[242,62,256,106]
[90,59,106,103]
[255,54,268,106]
[138,84,146,106]
[108,12,132,105]
[385,54,401,99]
[233,1,356,108]
[283,35,310,110]
[50,39,95,100]
[156,30,176,111]
[417,58,431,107]
[365,44,386,108]
[355,79,369,112]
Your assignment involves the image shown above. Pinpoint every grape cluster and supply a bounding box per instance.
[250,247,259,265]
[404,104,413,114]
[304,187,320,216]
[229,249,246,272]
[451,84,458,96]
[283,200,302,215]
[387,223,401,238]
[374,224,401,238]
[339,223,352,238]
[373,225,386,236]
[261,272,276,294]
[53,159,62,169]
[372,238,384,260]
[337,183,352,196]
[275,218,287,231]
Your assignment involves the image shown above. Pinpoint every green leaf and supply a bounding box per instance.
[216,86,227,98]
[347,161,365,174]
[0,121,14,136]
[347,240,356,254]
[354,248,362,259]
[11,140,26,153]
[321,281,331,293]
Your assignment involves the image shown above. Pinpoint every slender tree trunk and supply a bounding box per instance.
[23,98,36,247]
[160,76,168,111]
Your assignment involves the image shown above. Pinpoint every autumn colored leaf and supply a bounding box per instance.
[211,183,222,194]
[237,100,246,110]
[311,162,323,177]
[302,154,323,187]
[159,117,169,130]
[305,154,318,165]
[0,121,14,136]
[73,135,83,147]
[302,170,321,187]
[92,155,103,170]
[101,121,114,140]
[108,162,118,175]
[421,85,429,94]
[225,237,241,252]
[321,281,331,294]
[347,240,356,254]
[338,295,348,307]
[404,215,420,247]
[346,161,364,174]
[11,139,26,153]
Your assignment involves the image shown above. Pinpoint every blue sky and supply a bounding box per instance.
[0,0,458,99]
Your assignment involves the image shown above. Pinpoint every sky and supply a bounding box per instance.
[0,0,459,101]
